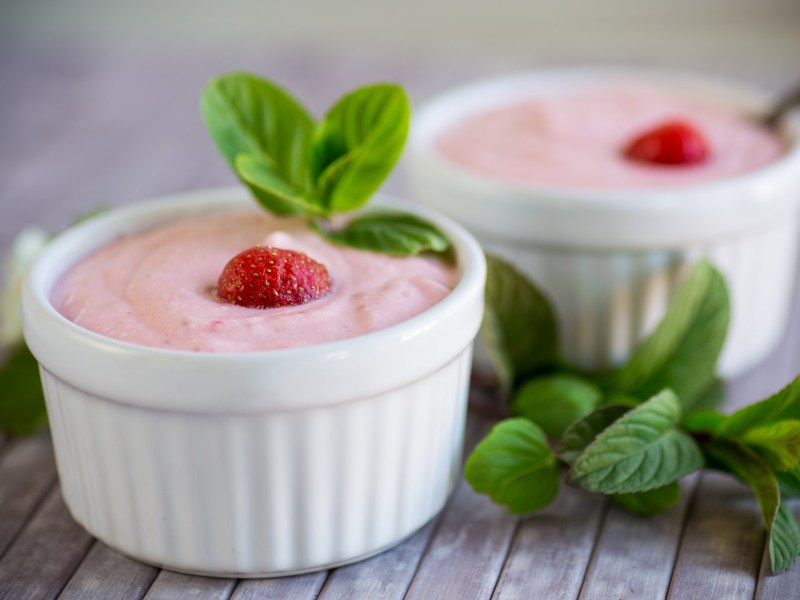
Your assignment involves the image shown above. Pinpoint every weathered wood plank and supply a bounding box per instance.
[492,487,607,600]
[578,475,699,600]
[404,415,518,600]
[0,485,93,600]
[317,520,437,600]
[142,570,236,600]
[753,502,800,599]
[59,541,159,600]
[0,435,58,558]
[230,571,328,600]
[666,472,764,600]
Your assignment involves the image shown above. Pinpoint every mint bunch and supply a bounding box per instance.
[467,256,800,574]
[201,73,449,256]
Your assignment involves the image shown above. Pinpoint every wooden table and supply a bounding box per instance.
[1,41,799,600]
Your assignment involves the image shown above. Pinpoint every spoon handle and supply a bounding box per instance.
[762,83,800,129]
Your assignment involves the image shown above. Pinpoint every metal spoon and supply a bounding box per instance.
[761,82,800,129]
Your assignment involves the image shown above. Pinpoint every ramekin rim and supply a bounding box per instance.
[24,186,486,365]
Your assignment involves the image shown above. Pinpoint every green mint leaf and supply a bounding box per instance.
[464,417,561,514]
[721,374,800,437]
[310,84,409,212]
[704,439,796,574]
[481,254,558,391]
[681,409,726,434]
[691,377,726,411]
[613,260,730,409]
[314,212,450,256]
[513,374,601,439]
[740,420,800,472]
[612,482,681,516]
[556,404,630,464]
[201,72,314,215]
[235,153,327,217]
[568,389,703,494]
[0,343,47,436]
[771,501,800,574]
[777,468,800,497]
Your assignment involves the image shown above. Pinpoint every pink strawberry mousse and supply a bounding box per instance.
[436,83,784,189]
[52,211,458,352]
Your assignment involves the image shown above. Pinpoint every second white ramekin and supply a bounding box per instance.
[22,188,486,577]
[409,68,800,376]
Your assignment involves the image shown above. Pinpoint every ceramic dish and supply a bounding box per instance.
[409,68,800,375]
[22,187,486,577]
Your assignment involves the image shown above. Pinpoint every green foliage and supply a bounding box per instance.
[468,256,800,574]
[0,344,47,435]
[612,483,681,516]
[568,390,703,494]
[612,260,730,409]
[202,73,446,256]
[464,418,561,514]
[513,374,601,439]
[480,254,557,391]
[313,212,450,256]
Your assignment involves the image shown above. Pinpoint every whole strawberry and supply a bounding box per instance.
[217,246,332,309]
[623,120,710,166]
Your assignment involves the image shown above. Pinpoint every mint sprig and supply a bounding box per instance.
[201,73,449,256]
[0,344,47,436]
[480,254,558,391]
[468,255,800,574]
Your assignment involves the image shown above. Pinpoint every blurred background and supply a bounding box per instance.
[1,0,800,245]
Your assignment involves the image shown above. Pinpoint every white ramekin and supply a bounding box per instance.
[409,68,800,376]
[22,187,486,577]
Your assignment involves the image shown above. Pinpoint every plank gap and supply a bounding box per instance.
[573,499,613,599]
[486,516,522,599]
[0,436,59,561]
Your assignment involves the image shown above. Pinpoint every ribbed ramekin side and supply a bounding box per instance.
[40,347,473,576]
[479,213,800,377]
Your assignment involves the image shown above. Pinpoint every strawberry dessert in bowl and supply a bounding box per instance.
[409,67,800,376]
[21,75,486,577]
[23,189,484,577]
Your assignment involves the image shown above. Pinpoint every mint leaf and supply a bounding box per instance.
[314,212,450,256]
[310,84,409,212]
[704,439,794,574]
[777,468,800,497]
[0,343,47,435]
[721,374,800,437]
[556,404,630,464]
[771,501,800,574]
[235,153,326,217]
[481,254,557,391]
[513,374,601,439]
[681,409,726,434]
[569,389,703,494]
[201,73,315,215]
[691,377,726,411]
[612,482,681,516]
[613,260,730,409]
[464,417,561,514]
[741,420,800,472]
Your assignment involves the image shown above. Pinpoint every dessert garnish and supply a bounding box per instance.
[217,246,332,309]
[623,120,710,165]
[469,255,800,574]
[202,73,449,257]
